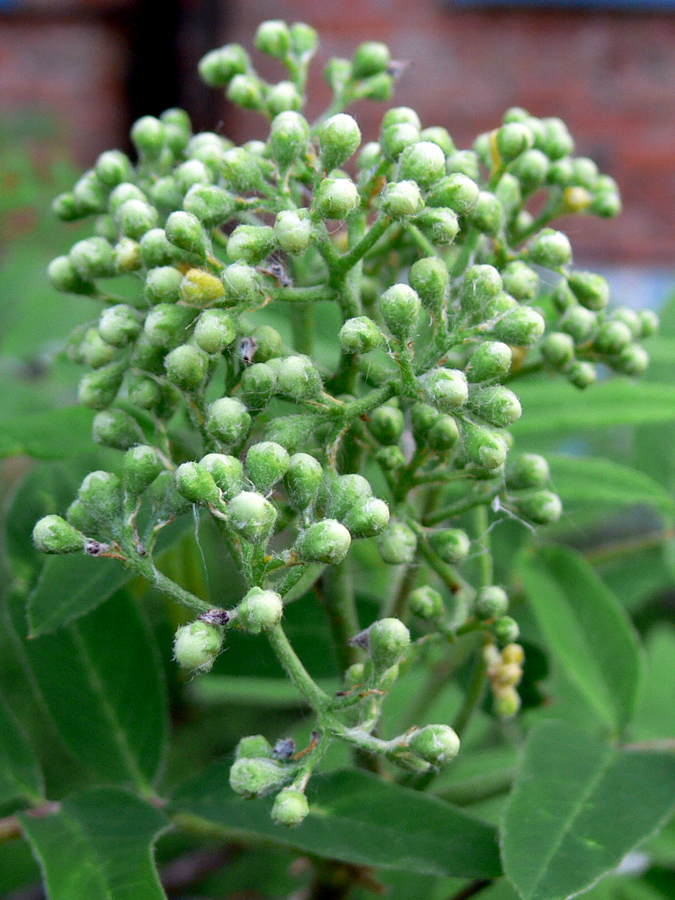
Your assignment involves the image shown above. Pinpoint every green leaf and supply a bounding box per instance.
[170,765,501,878]
[631,626,675,742]
[517,545,642,734]
[513,380,675,436]
[8,591,167,790]
[501,720,675,900]
[18,787,169,900]
[28,516,193,636]
[0,692,44,807]
[0,406,95,460]
[547,455,675,513]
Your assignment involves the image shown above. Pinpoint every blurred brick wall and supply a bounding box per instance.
[2,0,674,265]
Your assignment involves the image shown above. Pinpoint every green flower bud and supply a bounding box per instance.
[510,148,549,191]
[33,515,85,554]
[145,266,183,305]
[375,446,405,473]
[595,321,632,356]
[354,71,393,102]
[570,156,599,190]
[227,225,276,264]
[368,404,404,445]
[174,462,221,506]
[562,185,592,214]
[493,616,520,646]
[200,453,243,500]
[343,497,390,538]
[144,304,194,349]
[541,332,575,369]
[183,185,236,229]
[122,445,163,496]
[380,180,423,220]
[466,341,512,383]
[265,81,303,117]
[173,160,212,197]
[382,107,421,130]
[78,470,124,522]
[269,111,310,171]
[429,528,471,564]
[380,123,420,162]
[428,414,461,451]
[237,587,283,634]
[496,122,534,163]
[411,402,440,442]
[246,441,290,492]
[229,757,285,799]
[462,420,508,470]
[98,304,141,348]
[377,521,417,565]
[73,170,108,214]
[92,408,144,450]
[420,126,455,156]
[255,19,291,58]
[222,263,262,305]
[235,734,274,760]
[515,489,562,524]
[52,191,81,221]
[502,262,539,302]
[284,453,323,510]
[409,724,460,766]
[319,114,361,172]
[493,685,521,719]
[147,176,182,212]
[114,199,158,240]
[174,620,223,675]
[166,211,208,258]
[180,268,226,308]
[138,229,179,268]
[398,141,445,189]
[421,368,468,412]
[352,40,391,78]
[193,310,237,354]
[475,586,509,620]
[161,106,192,147]
[274,210,312,254]
[493,173,521,218]
[290,21,318,56]
[199,43,249,87]
[560,306,597,344]
[614,344,649,377]
[469,191,504,236]
[219,148,264,193]
[325,56,353,92]
[78,361,126,409]
[414,207,460,245]
[408,257,448,317]
[444,150,479,180]
[508,453,550,489]
[590,189,621,218]
[48,255,95,294]
[492,306,545,346]
[527,228,572,269]
[610,307,642,338]
[249,325,283,361]
[130,116,165,158]
[108,182,146,214]
[277,355,322,401]
[327,473,373,520]
[315,177,359,220]
[69,237,116,280]
[240,363,276,411]
[228,491,277,544]
[127,374,169,412]
[568,360,598,389]
[547,157,574,187]
[225,73,263,110]
[272,787,309,827]
[537,117,574,160]
[409,586,444,620]
[295,519,351,564]
[339,316,382,354]
[379,283,421,341]
[368,617,410,669]
[567,271,610,311]
[426,174,479,216]
[148,471,190,519]
[345,662,366,686]
[207,397,252,447]
[81,329,115,368]
[460,265,503,315]
[66,499,98,536]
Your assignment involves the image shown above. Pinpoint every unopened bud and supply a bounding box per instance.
[567,271,610,311]
[194,310,237,354]
[368,617,410,669]
[470,385,522,427]
[92,408,143,450]
[165,344,210,391]
[295,519,351,564]
[174,620,223,673]
[277,355,322,401]
[409,724,460,766]
[246,441,290,492]
[377,521,417,565]
[343,497,390,538]
[207,397,252,447]
[380,180,423,219]
[274,210,312,254]
[527,228,572,269]
[339,316,382,354]
[469,191,504,236]
[123,445,163,496]
[200,453,243,500]
[227,225,276,265]
[174,462,221,505]
[229,757,285,799]
[318,114,361,172]
[284,453,323,510]
[462,420,508,470]
[114,199,158,240]
[33,515,85,554]
[315,177,359,220]
[507,453,550,489]
[515,489,562,524]
[409,586,444,620]
[492,306,545,346]
[421,367,468,412]
[166,211,208,258]
[228,491,277,544]
[379,283,421,341]
[429,529,471,564]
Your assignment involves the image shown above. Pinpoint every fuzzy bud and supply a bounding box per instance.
[174,462,221,506]
[318,114,361,172]
[284,453,323,510]
[92,409,143,450]
[377,521,417,565]
[237,587,283,634]
[277,355,322,401]
[240,363,276,411]
[515,489,562,524]
[145,266,183,305]
[78,361,126,410]
[227,225,276,265]
[194,310,237,354]
[369,405,404,445]
[560,306,598,344]
[567,271,610,311]
[409,724,460,766]
[429,529,471,564]
[327,473,373,520]
[184,184,237,227]
[462,420,508,470]
[493,616,520,645]
[78,471,124,523]
[235,734,274,760]
[508,453,550,489]
[398,141,446,189]
[122,445,163,496]
[492,306,545,346]
[379,283,421,341]
[207,397,252,447]
[408,257,448,317]
[228,491,277,544]
[274,210,312,254]
[409,586,444,620]
[174,621,223,673]
[460,265,503,316]
[69,237,116,280]
[421,367,468,412]
[114,199,158,240]
[343,498,390,538]
[199,43,248,87]
[165,344,210,392]
[272,788,309,827]
[428,415,461,452]
[380,180,424,219]
[295,519,351,564]
[229,757,285,799]
[48,255,95,295]
[98,304,141,348]
[166,211,208,258]
[246,442,290,492]
[466,341,512,383]
[475,586,509,620]
[315,177,360,220]
[469,191,504,236]
[541,332,575,368]
[200,453,243,500]
[339,316,382,354]
[614,344,649,377]
[33,515,85,554]
[527,228,572,269]
[470,385,522,427]
[496,122,534,163]
[222,263,262,305]
[368,618,411,669]
[380,123,420,162]
[568,361,598,389]
[269,111,310,171]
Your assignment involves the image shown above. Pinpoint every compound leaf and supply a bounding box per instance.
[18,787,169,900]
[170,765,501,879]
[501,721,675,900]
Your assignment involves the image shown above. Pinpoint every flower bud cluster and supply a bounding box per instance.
[484,642,525,719]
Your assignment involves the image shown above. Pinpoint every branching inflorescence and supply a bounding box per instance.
[33,20,657,827]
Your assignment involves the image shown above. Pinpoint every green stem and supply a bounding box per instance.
[452,643,488,738]
[472,504,493,589]
[405,224,439,258]
[450,230,480,278]
[291,303,314,356]
[333,215,392,276]
[267,623,332,713]
[129,554,213,614]
[273,285,337,303]
[423,486,500,527]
